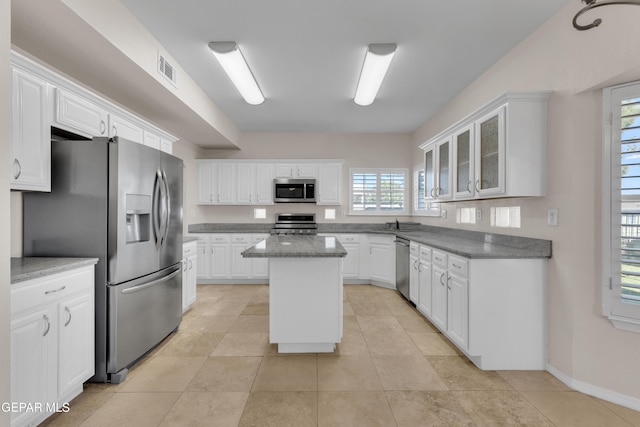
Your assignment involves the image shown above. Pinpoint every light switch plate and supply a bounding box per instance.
[548,208,559,226]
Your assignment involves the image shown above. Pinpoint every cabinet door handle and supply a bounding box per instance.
[439,272,446,286]
[43,314,50,337]
[112,125,118,137]
[475,179,480,193]
[188,259,193,270]
[447,276,452,290]
[45,285,66,295]
[467,181,471,193]
[64,306,72,327]
[100,120,106,135]
[417,262,422,273]
[183,260,187,270]
[12,159,21,180]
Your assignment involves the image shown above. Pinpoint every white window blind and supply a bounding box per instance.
[604,81,640,332]
[413,168,441,216]
[350,168,408,215]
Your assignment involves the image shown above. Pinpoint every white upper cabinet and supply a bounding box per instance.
[275,163,317,178]
[236,163,275,205]
[143,131,161,150]
[54,88,109,138]
[421,91,550,201]
[10,65,51,192]
[316,162,342,205]
[197,160,341,206]
[453,125,475,199]
[108,113,144,144]
[424,138,452,201]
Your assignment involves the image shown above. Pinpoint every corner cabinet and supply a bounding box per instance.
[10,65,51,192]
[421,91,550,201]
[11,264,95,427]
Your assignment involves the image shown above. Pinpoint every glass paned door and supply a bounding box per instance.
[436,138,452,200]
[454,126,474,199]
[476,106,505,196]
[424,147,436,201]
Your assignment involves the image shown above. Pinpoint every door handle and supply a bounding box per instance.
[43,314,50,337]
[121,268,181,294]
[64,306,72,327]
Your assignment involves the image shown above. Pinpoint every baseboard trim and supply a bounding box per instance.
[546,363,640,412]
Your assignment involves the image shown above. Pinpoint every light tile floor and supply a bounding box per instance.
[42,283,640,427]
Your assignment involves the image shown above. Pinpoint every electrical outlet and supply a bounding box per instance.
[476,208,482,222]
[548,208,559,226]
[441,209,447,219]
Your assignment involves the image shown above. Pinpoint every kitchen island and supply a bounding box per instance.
[242,235,347,353]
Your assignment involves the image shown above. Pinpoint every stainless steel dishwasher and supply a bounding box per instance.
[395,236,410,301]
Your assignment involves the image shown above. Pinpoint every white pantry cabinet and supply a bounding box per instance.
[11,264,95,427]
[10,65,51,192]
[421,91,550,201]
[182,240,197,312]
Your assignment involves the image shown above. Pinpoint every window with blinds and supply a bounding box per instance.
[604,81,640,332]
[412,168,441,216]
[350,168,408,215]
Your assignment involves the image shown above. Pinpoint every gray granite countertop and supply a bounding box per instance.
[11,257,99,284]
[183,236,199,243]
[191,222,551,259]
[242,235,347,258]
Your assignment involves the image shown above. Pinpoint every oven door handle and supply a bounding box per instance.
[121,268,180,294]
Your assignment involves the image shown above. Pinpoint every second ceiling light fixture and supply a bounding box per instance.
[208,42,397,106]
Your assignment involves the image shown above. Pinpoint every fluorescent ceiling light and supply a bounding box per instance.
[208,42,265,105]
[354,43,397,106]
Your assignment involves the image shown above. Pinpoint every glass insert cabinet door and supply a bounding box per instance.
[454,126,474,199]
[424,146,436,201]
[436,138,452,200]
[475,106,505,196]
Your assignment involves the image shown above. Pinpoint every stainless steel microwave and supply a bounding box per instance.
[274,178,316,203]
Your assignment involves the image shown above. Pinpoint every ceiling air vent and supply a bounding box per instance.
[157,52,177,87]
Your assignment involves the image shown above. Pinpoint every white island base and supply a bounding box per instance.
[269,257,343,353]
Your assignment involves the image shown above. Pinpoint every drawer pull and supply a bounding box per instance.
[45,285,66,295]
[43,315,50,337]
[64,306,72,327]
[452,263,462,269]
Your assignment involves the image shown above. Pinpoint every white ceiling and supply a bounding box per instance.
[119,0,569,134]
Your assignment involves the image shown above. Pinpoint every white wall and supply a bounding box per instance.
[1,0,12,424]
[189,132,414,225]
[411,3,640,403]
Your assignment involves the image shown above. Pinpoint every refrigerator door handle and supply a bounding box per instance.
[120,267,181,294]
[152,169,164,248]
[160,169,171,246]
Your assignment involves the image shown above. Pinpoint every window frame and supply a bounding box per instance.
[349,167,409,216]
[603,80,640,333]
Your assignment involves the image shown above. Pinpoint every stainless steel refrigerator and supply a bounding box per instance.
[23,136,183,383]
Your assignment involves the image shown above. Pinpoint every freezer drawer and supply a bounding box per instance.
[107,264,182,374]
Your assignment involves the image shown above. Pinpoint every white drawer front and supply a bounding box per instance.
[12,266,94,314]
[448,256,469,278]
[231,234,251,243]
[211,234,231,243]
[432,250,447,267]
[419,246,432,262]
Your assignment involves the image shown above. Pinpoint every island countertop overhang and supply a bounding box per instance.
[241,235,347,258]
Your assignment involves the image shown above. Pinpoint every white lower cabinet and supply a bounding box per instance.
[10,265,95,427]
[411,241,546,370]
[368,235,395,285]
[414,244,432,316]
[182,240,197,312]
[336,234,360,279]
[196,233,268,283]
